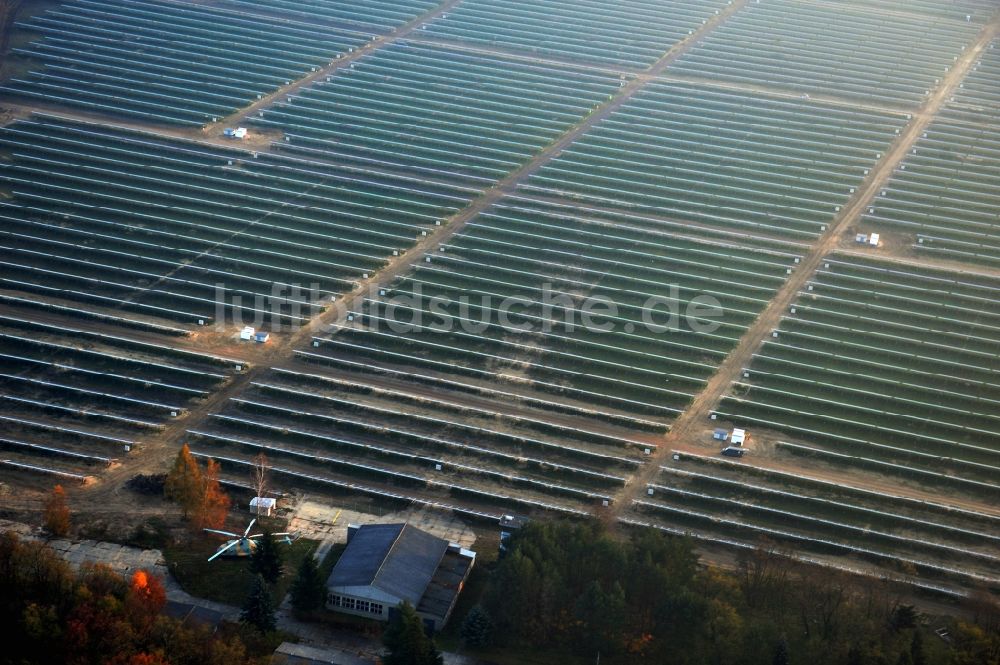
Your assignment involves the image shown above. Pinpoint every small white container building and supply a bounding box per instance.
[224,127,248,140]
[730,428,747,446]
[240,326,255,341]
[250,496,276,517]
[855,233,880,247]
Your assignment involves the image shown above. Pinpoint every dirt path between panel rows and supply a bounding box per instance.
[665,440,1000,520]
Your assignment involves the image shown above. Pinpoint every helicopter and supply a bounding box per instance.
[204,518,299,562]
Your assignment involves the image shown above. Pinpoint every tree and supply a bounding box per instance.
[910,630,926,665]
[44,485,71,537]
[252,452,269,515]
[115,654,169,665]
[459,605,494,649]
[193,458,229,530]
[737,538,792,612]
[950,622,998,665]
[165,444,202,519]
[383,601,443,665]
[289,555,326,614]
[240,574,276,634]
[250,531,282,584]
[890,605,920,632]
[127,570,167,628]
[483,548,542,645]
[773,636,790,665]
[572,580,626,657]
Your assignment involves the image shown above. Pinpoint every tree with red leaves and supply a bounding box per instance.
[127,570,167,631]
[194,458,230,530]
[44,484,71,537]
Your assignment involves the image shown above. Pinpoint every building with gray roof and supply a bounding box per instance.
[326,523,475,631]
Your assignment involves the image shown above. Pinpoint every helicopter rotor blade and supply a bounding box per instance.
[204,528,240,538]
[207,540,239,562]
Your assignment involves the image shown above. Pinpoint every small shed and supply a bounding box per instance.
[224,127,248,139]
[239,326,255,341]
[855,233,868,244]
[250,496,276,517]
[868,233,880,247]
[730,428,747,446]
[255,331,270,343]
[499,514,528,554]
[712,428,729,441]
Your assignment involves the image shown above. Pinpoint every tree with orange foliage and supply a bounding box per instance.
[128,570,167,628]
[118,654,170,665]
[44,484,71,537]
[193,458,230,530]
[165,444,202,519]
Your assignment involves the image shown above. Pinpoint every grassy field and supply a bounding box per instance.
[165,535,319,607]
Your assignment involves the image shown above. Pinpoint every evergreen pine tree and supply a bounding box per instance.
[890,605,919,632]
[250,531,283,584]
[459,605,494,649]
[240,574,276,633]
[383,601,443,665]
[910,631,926,665]
[773,636,790,665]
[289,554,327,614]
[846,646,865,665]
[572,580,626,657]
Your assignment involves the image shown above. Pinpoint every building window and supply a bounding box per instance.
[331,595,384,616]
